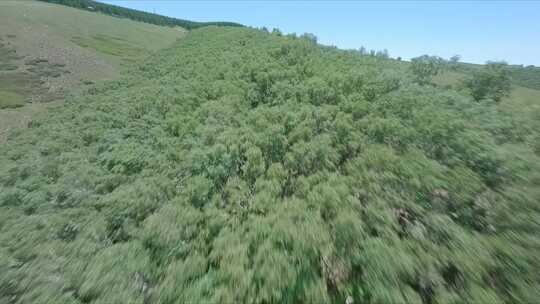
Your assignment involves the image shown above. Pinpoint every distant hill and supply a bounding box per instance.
[38,0,244,29]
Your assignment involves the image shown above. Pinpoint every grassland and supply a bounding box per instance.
[0,0,185,141]
[0,1,184,59]
[0,91,25,109]
[500,85,540,123]
[71,34,147,63]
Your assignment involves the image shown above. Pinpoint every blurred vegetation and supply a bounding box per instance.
[410,55,444,85]
[506,64,540,90]
[71,34,146,62]
[0,90,25,109]
[452,61,540,91]
[1,27,540,303]
[38,0,243,29]
[464,62,512,102]
[0,40,21,72]
[0,73,43,108]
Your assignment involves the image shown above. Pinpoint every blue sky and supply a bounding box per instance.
[100,1,540,66]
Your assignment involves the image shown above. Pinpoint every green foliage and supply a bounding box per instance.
[450,61,540,90]
[464,61,512,102]
[1,27,539,303]
[410,55,444,85]
[38,0,243,29]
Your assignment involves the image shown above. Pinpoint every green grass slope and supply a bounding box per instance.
[1,27,540,304]
[0,1,184,59]
[0,0,184,140]
[0,0,184,83]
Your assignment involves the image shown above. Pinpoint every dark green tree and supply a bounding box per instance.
[464,61,512,102]
[410,55,444,85]
[450,54,461,63]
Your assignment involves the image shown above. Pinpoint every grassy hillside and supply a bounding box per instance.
[0,0,184,140]
[1,26,539,304]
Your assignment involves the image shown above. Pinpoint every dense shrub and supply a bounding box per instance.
[1,27,539,303]
[410,55,444,85]
[464,61,512,102]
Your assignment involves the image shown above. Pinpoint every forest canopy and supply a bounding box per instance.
[1,27,539,304]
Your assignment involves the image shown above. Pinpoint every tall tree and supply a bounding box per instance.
[410,55,444,85]
[464,61,512,102]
